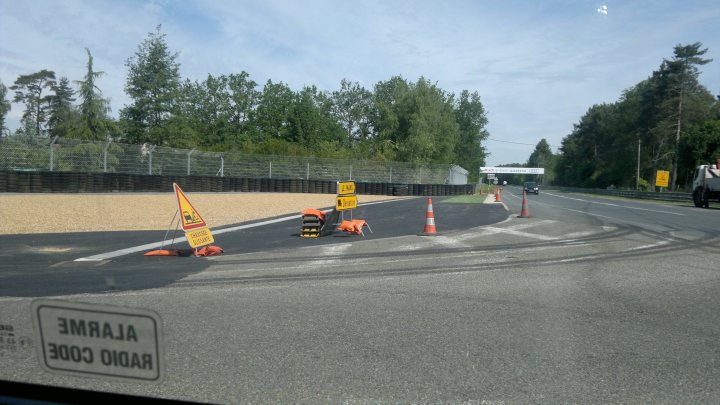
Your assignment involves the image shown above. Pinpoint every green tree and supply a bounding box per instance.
[75,48,115,140]
[371,75,410,159]
[47,77,77,138]
[121,25,181,145]
[397,78,458,163]
[288,86,344,148]
[250,80,294,143]
[371,77,459,163]
[454,90,489,182]
[10,69,56,137]
[678,119,720,183]
[331,79,373,147]
[0,80,10,137]
[227,72,259,133]
[527,139,556,185]
[556,44,716,190]
[660,42,713,188]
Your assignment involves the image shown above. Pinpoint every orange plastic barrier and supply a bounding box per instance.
[338,219,371,236]
[195,245,224,256]
[302,208,326,221]
[144,249,179,256]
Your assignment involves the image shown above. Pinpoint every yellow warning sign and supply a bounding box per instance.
[173,183,208,231]
[336,195,358,211]
[338,181,356,195]
[655,170,670,187]
[185,227,214,248]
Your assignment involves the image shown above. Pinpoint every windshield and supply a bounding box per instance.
[2,1,720,403]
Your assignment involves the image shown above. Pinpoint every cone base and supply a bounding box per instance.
[517,214,532,218]
[418,232,442,236]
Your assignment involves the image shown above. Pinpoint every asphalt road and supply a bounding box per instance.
[2,189,720,404]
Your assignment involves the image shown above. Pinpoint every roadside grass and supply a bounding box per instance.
[443,195,488,204]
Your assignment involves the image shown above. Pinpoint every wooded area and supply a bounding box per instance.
[555,42,719,190]
[1,26,718,190]
[0,27,489,182]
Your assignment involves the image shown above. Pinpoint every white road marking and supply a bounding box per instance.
[542,191,685,216]
[427,235,472,249]
[307,243,352,266]
[73,198,411,262]
[461,219,558,241]
[479,226,559,241]
[624,241,670,251]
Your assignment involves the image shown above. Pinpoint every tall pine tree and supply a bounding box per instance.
[121,25,181,145]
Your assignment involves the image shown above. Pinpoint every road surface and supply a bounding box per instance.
[2,188,720,404]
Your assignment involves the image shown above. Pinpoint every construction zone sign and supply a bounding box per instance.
[185,227,214,249]
[174,183,208,231]
[173,183,215,248]
[145,183,221,257]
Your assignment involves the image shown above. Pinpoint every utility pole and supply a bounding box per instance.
[636,138,641,190]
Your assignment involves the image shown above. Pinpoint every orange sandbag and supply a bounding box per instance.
[195,245,224,256]
[350,219,367,234]
[337,220,356,233]
[144,249,179,256]
[338,219,367,235]
[302,208,326,221]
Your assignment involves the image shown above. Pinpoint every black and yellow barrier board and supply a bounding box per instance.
[301,214,323,238]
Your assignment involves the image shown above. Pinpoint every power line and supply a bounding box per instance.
[486,138,562,148]
[487,138,562,148]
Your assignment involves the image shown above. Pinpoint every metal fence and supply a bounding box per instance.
[548,186,691,202]
[0,136,465,184]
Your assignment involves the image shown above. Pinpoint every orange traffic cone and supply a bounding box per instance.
[518,190,531,218]
[419,198,440,236]
[495,187,502,202]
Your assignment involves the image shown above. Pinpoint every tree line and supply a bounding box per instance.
[0,26,490,181]
[555,42,719,191]
[495,42,719,191]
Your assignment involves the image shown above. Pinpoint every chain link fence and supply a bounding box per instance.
[0,136,465,184]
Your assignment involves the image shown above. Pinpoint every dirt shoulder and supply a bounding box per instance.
[0,193,398,234]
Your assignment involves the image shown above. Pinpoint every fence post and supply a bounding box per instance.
[269,160,272,178]
[389,166,393,183]
[103,139,112,173]
[306,162,310,180]
[148,145,156,175]
[219,155,224,177]
[49,136,58,171]
[187,149,195,176]
[349,165,353,180]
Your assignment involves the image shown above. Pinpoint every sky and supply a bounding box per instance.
[1,0,719,166]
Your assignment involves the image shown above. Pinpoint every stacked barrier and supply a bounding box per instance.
[0,170,475,196]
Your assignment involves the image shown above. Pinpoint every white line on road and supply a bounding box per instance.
[478,226,559,241]
[542,191,685,216]
[74,198,411,262]
[624,240,670,252]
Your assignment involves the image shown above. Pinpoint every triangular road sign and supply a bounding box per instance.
[173,183,208,231]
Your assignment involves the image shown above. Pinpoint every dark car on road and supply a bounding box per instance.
[524,181,539,194]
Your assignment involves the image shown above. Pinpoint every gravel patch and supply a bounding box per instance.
[0,193,398,234]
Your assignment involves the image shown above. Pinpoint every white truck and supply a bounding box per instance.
[692,164,720,208]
